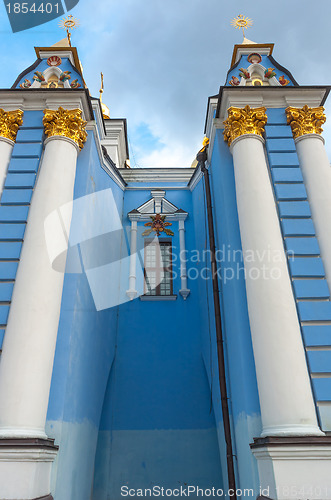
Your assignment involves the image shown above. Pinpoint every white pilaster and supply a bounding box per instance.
[126,215,139,300]
[0,135,79,439]
[0,137,14,196]
[151,190,165,213]
[178,216,190,299]
[230,133,322,437]
[295,134,331,291]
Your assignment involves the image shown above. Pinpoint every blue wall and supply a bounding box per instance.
[47,177,224,499]
[92,189,224,499]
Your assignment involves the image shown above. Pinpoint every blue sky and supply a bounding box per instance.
[1,0,331,167]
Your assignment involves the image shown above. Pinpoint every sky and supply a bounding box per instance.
[0,0,331,168]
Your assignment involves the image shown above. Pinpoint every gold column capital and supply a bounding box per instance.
[43,107,87,150]
[223,105,267,147]
[0,109,23,142]
[285,105,326,139]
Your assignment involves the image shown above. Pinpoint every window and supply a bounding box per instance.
[144,240,173,296]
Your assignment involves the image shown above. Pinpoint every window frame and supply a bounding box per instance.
[143,238,173,297]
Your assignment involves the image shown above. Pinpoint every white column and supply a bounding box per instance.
[230,133,322,437]
[178,216,190,299]
[126,215,139,300]
[0,135,79,439]
[295,134,331,290]
[0,137,14,196]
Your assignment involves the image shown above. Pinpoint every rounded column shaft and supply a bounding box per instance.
[223,105,322,437]
[0,107,87,438]
[286,105,331,292]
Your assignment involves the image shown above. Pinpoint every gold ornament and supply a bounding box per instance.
[59,15,79,46]
[285,105,326,139]
[99,72,110,119]
[142,214,174,237]
[223,105,267,146]
[231,15,253,37]
[43,107,87,150]
[0,109,23,142]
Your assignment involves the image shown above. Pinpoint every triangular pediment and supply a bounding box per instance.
[128,190,187,220]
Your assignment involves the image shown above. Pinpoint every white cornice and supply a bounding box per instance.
[86,123,126,191]
[37,49,75,66]
[217,88,327,123]
[0,90,92,121]
[119,168,194,184]
[204,87,329,160]
[188,165,203,191]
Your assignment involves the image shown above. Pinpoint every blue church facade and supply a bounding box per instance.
[0,35,330,500]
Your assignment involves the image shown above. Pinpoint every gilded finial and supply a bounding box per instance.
[231,15,253,38]
[100,72,104,100]
[59,15,79,47]
[200,137,209,152]
[99,72,110,119]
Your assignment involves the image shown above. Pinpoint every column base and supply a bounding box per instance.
[251,436,331,500]
[126,289,138,300]
[0,438,58,500]
[179,288,190,300]
[260,424,324,437]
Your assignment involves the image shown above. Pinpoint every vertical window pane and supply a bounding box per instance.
[144,241,173,296]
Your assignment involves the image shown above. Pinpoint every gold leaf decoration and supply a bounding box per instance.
[142,214,174,237]
[285,105,326,139]
[0,109,23,142]
[223,105,267,147]
[43,107,87,150]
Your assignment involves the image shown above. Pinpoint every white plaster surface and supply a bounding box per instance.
[295,134,331,293]
[231,134,322,437]
[0,136,78,438]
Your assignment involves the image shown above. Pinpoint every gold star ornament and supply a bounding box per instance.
[231,15,253,37]
[59,15,80,46]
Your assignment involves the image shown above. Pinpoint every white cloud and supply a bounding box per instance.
[2,0,331,165]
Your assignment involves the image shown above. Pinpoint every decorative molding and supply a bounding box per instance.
[0,109,23,142]
[0,136,15,147]
[295,133,325,145]
[230,133,265,152]
[43,107,87,150]
[140,295,177,301]
[0,437,58,451]
[223,105,267,146]
[44,135,80,154]
[127,191,190,300]
[286,104,326,139]
[119,168,194,184]
[130,191,188,221]
[142,214,174,237]
[251,436,331,449]
[210,88,328,130]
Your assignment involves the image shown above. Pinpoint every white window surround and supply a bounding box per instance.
[126,190,190,300]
